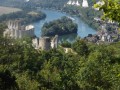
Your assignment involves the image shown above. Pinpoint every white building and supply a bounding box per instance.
[67,0,72,5]
[25,0,30,2]
[4,20,35,39]
[82,0,89,8]
[76,0,80,6]
[67,0,80,6]
[94,1,105,10]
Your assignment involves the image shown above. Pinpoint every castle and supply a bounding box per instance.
[32,35,59,50]
[3,20,59,51]
[4,20,35,39]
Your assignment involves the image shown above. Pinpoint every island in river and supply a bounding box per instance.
[41,16,78,36]
[34,9,96,42]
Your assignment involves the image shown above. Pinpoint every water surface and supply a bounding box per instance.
[34,9,96,41]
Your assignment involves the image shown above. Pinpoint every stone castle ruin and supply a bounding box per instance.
[4,20,35,39]
[3,20,58,50]
[32,35,59,50]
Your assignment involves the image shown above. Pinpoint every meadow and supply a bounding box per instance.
[0,6,21,16]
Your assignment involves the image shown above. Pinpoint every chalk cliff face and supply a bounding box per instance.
[82,0,89,8]
[66,0,89,7]
[67,0,81,6]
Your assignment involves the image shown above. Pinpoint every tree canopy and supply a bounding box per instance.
[42,16,78,36]
[94,0,120,24]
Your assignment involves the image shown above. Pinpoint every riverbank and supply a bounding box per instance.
[0,7,46,25]
[62,6,102,30]
[37,6,101,30]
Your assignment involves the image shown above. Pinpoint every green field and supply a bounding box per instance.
[0,6,22,16]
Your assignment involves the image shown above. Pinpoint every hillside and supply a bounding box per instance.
[0,0,68,9]
[0,0,100,9]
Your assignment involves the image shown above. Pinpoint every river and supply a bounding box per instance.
[33,9,96,42]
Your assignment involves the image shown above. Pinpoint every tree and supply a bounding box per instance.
[94,0,120,24]
[0,70,19,90]
[72,40,89,56]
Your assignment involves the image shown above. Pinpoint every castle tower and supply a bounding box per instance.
[82,0,89,8]
[7,20,11,29]
[8,20,13,30]
[51,35,58,49]
[39,37,51,51]
[32,38,39,49]
[15,20,21,30]
[12,21,16,30]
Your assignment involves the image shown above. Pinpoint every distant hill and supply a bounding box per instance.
[0,0,100,9]
[0,0,68,9]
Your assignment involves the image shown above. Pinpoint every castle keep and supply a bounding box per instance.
[4,20,35,39]
[32,35,59,50]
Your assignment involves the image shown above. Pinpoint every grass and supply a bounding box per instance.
[0,6,22,16]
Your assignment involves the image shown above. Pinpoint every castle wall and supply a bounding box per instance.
[32,38,39,49]
[39,37,51,51]
[4,20,35,39]
[51,35,58,49]
[14,29,19,39]
[32,35,59,50]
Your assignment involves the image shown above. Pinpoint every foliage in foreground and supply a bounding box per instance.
[0,35,120,90]
[94,0,120,25]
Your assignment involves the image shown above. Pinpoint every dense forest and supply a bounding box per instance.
[41,16,78,36]
[0,24,120,90]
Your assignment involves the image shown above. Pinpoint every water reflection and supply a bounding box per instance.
[59,33,77,43]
